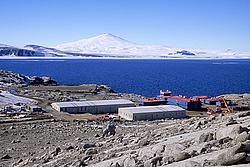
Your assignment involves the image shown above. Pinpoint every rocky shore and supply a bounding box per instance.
[0,70,144,104]
[0,70,57,87]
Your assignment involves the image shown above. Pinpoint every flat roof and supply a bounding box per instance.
[119,105,185,114]
[51,99,134,108]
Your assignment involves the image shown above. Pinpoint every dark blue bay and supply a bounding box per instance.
[0,59,250,97]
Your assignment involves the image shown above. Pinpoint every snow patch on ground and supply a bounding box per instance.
[0,91,35,106]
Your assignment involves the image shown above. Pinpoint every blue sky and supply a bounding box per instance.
[0,0,250,51]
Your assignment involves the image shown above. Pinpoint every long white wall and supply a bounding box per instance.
[119,107,186,121]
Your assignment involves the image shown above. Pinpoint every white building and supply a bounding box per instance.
[118,105,186,121]
[51,99,135,114]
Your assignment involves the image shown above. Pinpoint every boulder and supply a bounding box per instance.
[226,117,238,126]
[162,143,185,157]
[83,143,96,149]
[138,144,165,161]
[219,137,232,144]
[201,119,208,125]
[66,145,74,151]
[144,156,162,167]
[242,140,250,152]
[216,143,247,165]
[109,162,122,167]
[138,139,150,147]
[235,132,250,143]
[1,154,12,159]
[123,156,136,167]
[245,154,250,163]
[191,161,203,167]
[216,125,244,140]
[238,111,250,118]
[85,148,98,155]
[50,147,61,157]
[162,156,174,164]
[188,150,199,157]
[187,140,217,156]
[194,121,201,129]
[9,126,15,129]
[173,152,191,162]
[198,133,214,143]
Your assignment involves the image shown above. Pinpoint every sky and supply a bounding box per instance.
[0,0,250,52]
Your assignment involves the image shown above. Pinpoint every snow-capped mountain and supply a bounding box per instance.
[55,33,250,58]
[1,33,249,59]
[55,33,138,53]
[55,33,179,57]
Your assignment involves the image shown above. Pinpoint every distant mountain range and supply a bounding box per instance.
[0,43,102,58]
[0,34,249,59]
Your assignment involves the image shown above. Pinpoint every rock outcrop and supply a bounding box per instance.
[0,70,57,87]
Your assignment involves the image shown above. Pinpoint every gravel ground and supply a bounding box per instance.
[1,111,250,167]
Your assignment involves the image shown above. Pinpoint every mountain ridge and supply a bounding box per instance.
[1,33,250,59]
[54,33,249,58]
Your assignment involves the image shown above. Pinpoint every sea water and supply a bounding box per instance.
[0,59,250,97]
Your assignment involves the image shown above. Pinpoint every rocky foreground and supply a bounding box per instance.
[1,111,250,167]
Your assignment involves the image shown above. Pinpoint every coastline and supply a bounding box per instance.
[0,56,250,60]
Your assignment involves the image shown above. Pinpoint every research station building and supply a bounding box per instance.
[51,99,135,114]
[118,105,186,121]
[160,96,201,110]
